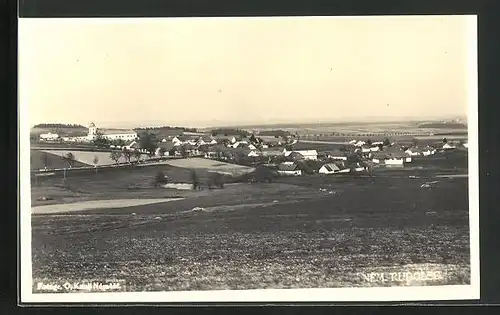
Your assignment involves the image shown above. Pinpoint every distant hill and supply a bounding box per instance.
[134,126,198,133]
[209,128,250,137]
[33,123,86,128]
[30,126,88,137]
[257,130,291,137]
[418,122,467,129]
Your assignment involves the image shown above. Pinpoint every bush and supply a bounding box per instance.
[190,170,200,190]
[154,171,167,187]
[251,166,276,183]
[209,172,225,189]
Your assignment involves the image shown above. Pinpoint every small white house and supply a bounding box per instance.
[326,151,348,161]
[385,157,404,165]
[349,140,357,145]
[422,148,436,156]
[248,150,260,157]
[405,147,422,156]
[39,132,60,141]
[283,149,318,161]
[354,141,366,147]
[463,142,468,148]
[369,146,380,152]
[277,162,302,176]
[248,144,257,150]
[318,163,348,175]
[442,143,456,150]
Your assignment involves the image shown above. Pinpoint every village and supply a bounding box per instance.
[34,122,469,178]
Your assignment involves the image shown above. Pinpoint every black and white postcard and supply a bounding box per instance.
[19,15,479,303]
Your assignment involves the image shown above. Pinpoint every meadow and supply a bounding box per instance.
[30,150,471,292]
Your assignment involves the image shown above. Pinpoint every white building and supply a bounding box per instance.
[39,132,59,141]
[63,122,137,143]
[319,163,340,174]
[283,149,318,161]
[277,162,302,176]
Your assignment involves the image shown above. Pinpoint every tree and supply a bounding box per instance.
[40,152,50,170]
[252,166,276,183]
[92,155,99,174]
[122,149,132,164]
[133,150,142,162]
[443,138,448,144]
[139,132,158,154]
[383,138,391,146]
[169,148,177,157]
[110,151,121,164]
[179,146,188,157]
[190,170,200,190]
[249,134,257,144]
[366,139,372,146]
[209,172,225,189]
[412,138,419,147]
[147,150,156,160]
[154,171,167,187]
[62,152,76,168]
[92,132,110,148]
[157,148,166,157]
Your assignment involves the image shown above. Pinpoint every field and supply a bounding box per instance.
[35,149,149,167]
[30,149,91,170]
[30,150,471,292]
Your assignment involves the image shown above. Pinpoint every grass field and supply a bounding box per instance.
[30,149,470,292]
[38,149,149,167]
[30,149,91,170]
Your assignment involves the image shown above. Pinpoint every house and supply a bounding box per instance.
[463,142,468,149]
[248,144,257,150]
[324,150,348,161]
[371,152,386,164]
[348,140,357,145]
[371,149,407,165]
[442,143,456,150]
[123,140,140,151]
[283,149,318,160]
[204,144,228,159]
[385,146,410,163]
[385,157,405,165]
[39,132,59,141]
[261,148,284,157]
[155,142,175,156]
[196,136,214,146]
[422,147,437,156]
[369,146,380,152]
[182,143,201,156]
[277,162,302,176]
[405,147,422,156]
[354,141,366,147]
[232,140,249,149]
[318,163,341,175]
[248,150,261,157]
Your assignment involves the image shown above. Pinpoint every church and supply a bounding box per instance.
[62,122,138,143]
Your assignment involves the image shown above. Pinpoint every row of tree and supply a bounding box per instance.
[210,128,250,137]
[135,126,198,132]
[33,123,86,128]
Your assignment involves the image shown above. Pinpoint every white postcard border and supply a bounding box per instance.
[19,15,479,303]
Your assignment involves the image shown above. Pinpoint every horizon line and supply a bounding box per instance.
[31,114,467,130]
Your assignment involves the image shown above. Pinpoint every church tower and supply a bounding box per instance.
[88,122,97,137]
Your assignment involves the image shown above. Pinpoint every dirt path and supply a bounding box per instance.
[32,198,183,215]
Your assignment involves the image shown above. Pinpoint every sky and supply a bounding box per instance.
[19,16,475,129]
